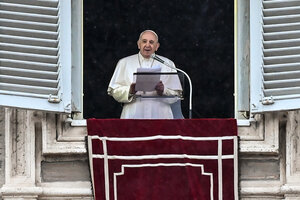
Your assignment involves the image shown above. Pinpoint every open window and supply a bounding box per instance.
[0,0,82,114]
[236,0,300,117]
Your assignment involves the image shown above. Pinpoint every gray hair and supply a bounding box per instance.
[138,30,159,42]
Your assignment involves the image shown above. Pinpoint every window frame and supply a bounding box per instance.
[0,0,83,114]
[236,0,300,117]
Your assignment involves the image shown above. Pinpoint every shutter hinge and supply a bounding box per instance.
[48,94,61,103]
[262,96,274,105]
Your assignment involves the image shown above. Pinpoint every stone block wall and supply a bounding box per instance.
[0,107,4,200]
[1,107,300,199]
[0,109,92,200]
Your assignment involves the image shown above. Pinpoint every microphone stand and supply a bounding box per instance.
[152,55,193,119]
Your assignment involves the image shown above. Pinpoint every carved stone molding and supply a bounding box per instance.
[285,110,300,184]
[239,113,280,154]
[0,107,5,187]
[1,182,92,200]
[240,181,300,198]
[238,114,264,141]
[2,108,38,199]
[38,182,92,199]
[1,109,92,199]
[42,113,87,155]
[240,180,282,198]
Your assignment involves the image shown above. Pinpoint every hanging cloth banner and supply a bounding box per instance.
[87,119,238,200]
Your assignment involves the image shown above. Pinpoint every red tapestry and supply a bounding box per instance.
[87,119,238,200]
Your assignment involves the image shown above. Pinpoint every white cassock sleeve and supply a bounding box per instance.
[107,58,135,103]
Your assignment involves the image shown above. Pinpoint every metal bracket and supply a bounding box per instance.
[48,94,61,103]
[262,96,274,105]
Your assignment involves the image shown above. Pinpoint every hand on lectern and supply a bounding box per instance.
[155,81,164,96]
[129,83,137,95]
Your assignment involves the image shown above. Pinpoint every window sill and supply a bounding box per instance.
[71,119,87,127]
[71,119,253,127]
[237,119,251,127]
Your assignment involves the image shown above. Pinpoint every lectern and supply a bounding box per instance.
[133,71,184,119]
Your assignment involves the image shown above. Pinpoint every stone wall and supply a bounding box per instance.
[0,109,92,200]
[238,111,300,199]
[0,107,4,200]
[1,107,300,199]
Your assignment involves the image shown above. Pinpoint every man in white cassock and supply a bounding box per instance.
[107,30,182,119]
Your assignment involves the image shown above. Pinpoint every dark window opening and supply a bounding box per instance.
[83,0,234,119]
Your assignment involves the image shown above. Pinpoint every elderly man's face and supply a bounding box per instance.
[137,32,160,59]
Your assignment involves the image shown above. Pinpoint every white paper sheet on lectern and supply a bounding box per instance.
[134,66,161,91]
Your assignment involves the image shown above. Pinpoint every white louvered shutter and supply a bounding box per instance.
[0,0,76,113]
[250,0,300,113]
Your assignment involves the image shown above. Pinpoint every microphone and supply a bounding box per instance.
[151,54,193,119]
[151,54,166,64]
